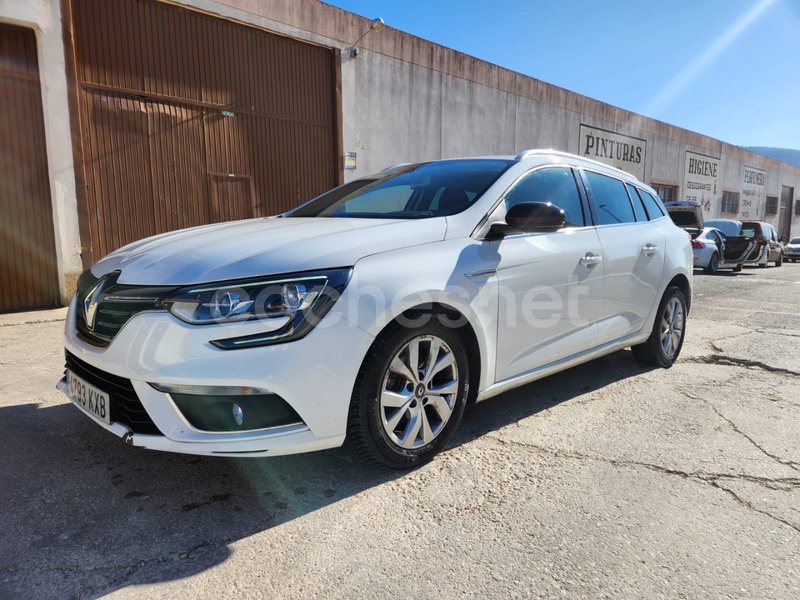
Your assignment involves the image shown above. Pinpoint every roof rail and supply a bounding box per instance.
[514,148,633,178]
[381,163,412,171]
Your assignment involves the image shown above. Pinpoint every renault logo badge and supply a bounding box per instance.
[83,280,105,331]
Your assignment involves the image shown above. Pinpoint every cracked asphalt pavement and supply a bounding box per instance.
[1,264,799,599]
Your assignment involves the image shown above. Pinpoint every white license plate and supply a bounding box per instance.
[67,370,111,425]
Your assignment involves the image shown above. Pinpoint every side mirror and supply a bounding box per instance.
[779,235,786,243]
[488,202,566,239]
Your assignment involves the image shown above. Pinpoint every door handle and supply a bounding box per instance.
[641,244,659,256]
[579,253,602,267]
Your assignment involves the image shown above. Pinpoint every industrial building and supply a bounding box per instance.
[2,0,799,312]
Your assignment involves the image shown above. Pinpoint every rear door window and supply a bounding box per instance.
[584,171,636,225]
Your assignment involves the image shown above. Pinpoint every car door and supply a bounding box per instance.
[580,171,666,344]
[492,167,604,382]
[768,226,780,261]
[709,229,723,255]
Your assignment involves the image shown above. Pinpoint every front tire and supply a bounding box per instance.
[346,316,470,469]
[631,286,687,368]
[704,252,719,274]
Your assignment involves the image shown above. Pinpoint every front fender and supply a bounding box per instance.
[329,238,499,393]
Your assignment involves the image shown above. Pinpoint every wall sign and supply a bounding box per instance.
[344,152,357,170]
[740,165,765,220]
[578,124,646,181]
[683,151,719,219]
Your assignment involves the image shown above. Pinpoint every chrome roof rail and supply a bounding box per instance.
[381,163,411,171]
[514,149,633,178]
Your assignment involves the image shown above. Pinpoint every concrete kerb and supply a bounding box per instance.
[0,307,68,327]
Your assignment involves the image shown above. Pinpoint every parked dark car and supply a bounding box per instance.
[741,221,784,267]
[705,219,782,268]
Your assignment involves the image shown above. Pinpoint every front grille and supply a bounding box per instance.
[65,351,163,436]
[75,270,175,348]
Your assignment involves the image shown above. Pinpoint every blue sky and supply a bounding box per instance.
[322,0,800,149]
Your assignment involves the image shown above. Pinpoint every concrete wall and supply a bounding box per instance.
[340,40,800,236]
[2,0,799,307]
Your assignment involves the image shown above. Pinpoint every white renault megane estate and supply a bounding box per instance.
[59,150,692,468]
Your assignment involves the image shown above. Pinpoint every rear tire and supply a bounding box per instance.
[631,286,687,369]
[346,315,470,469]
[775,252,783,267]
[704,252,719,274]
[734,263,743,272]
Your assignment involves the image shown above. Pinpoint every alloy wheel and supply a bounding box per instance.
[660,297,685,358]
[380,335,459,450]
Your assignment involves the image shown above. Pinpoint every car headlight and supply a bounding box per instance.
[161,268,351,349]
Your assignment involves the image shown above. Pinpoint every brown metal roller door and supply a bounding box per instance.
[67,0,340,263]
[0,24,60,312]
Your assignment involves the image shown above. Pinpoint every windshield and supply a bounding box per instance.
[790,237,800,244]
[287,159,514,219]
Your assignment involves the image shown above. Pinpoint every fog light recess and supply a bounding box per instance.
[149,383,303,432]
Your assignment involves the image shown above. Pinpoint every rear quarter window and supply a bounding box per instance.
[637,188,666,219]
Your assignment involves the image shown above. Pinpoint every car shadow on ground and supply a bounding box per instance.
[0,349,652,599]
[694,269,757,277]
[454,348,651,447]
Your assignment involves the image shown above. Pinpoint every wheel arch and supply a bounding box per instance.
[367,302,482,404]
[667,273,692,313]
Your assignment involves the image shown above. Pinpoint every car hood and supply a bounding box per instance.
[92,217,448,285]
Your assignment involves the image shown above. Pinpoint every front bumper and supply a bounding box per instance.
[61,296,375,457]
